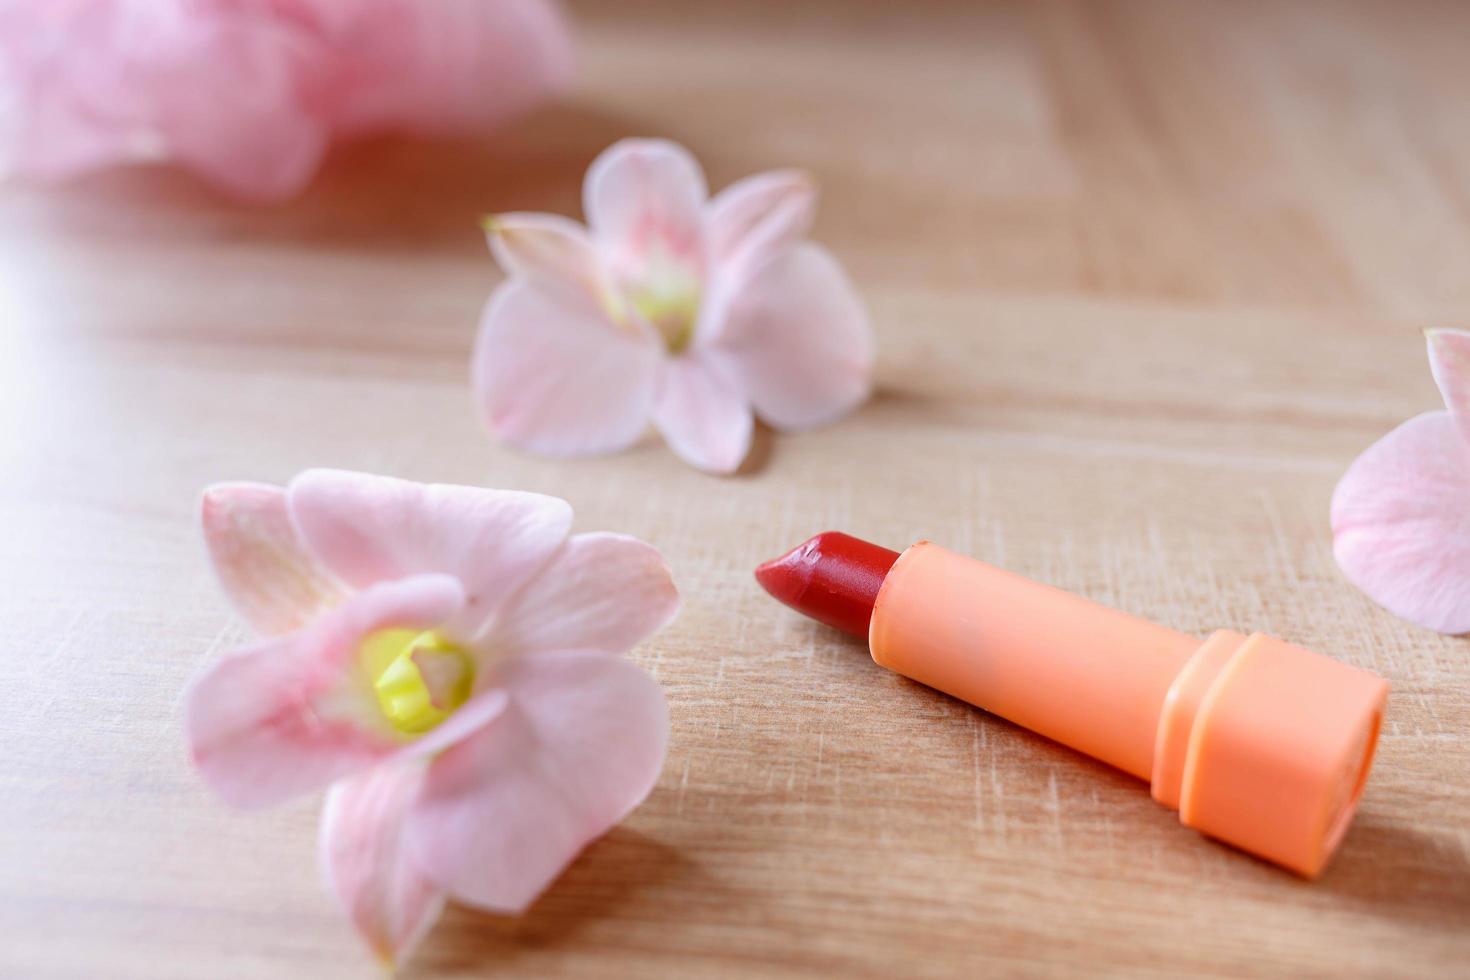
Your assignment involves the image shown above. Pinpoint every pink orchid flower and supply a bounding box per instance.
[184,469,678,967]
[1332,329,1470,634]
[0,0,572,201]
[473,138,875,474]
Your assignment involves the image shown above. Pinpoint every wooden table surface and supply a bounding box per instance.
[3,1,1468,977]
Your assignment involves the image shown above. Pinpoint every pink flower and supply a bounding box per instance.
[1332,329,1470,634]
[184,470,678,967]
[473,138,874,474]
[0,0,573,201]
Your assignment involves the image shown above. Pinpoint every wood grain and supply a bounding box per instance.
[2,1,1468,976]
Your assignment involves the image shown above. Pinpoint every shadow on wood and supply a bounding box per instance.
[1316,814,1470,928]
[3,100,640,256]
[734,421,777,478]
[404,827,699,977]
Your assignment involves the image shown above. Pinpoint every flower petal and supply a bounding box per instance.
[0,1,327,201]
[319,763,446,970]
[473,277,661,458]
[715,242,873,431]
[705,169,815,272]
[488,533,680,658]
[306,0,573,138]
[1,0,573,201]
[0,1,137,181]
[583,138,707,271]
[1428,329,1470,442]
[652,352,753,474]
[398,692,511,771]
[1332,410,1470,634]
[485,212,602,293]
[185,574,465,808]
[288,470,572,642]
[408,653,669,913]
[200,482,346,636]
[149,11,329,201]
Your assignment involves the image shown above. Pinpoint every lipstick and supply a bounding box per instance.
[756,532,1389,877]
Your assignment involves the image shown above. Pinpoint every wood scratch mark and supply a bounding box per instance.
[1045,770,1063,844]
[969,712,984,835]
[674,758,690,817]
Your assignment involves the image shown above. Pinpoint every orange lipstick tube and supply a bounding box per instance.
[762,535,1390,877]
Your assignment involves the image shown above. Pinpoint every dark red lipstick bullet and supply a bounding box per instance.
[753,530,899,639]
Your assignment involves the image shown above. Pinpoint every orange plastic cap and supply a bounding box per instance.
[1169,632,1388,877]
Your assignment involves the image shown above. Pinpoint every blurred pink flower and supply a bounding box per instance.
[0,0,573,201]
[1332,330,1470,634]
[185,470,677,967]
[474,138,874,474]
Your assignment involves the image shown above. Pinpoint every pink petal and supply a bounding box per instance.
[715,242,873,431]
[473,277,662,458]
[1428,329,1470,441]
[1332,411,1470,634]
[653,352,753,474]
[304,0,573,138]
[200,482,346,636]
[319,763,445,969]
[185,574,465,808]
[583,138,708,271]
[407,653,668,913]
[288,470,572,642]
[34,1,329,202]
[399,687,510,761]
[149,14,328,202]
[0,0,149,181]
[1,0,572,201]
[488,533,680,658]
[704,169,815,272]
[485,212,602,292]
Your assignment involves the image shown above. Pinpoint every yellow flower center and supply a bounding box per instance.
[627,286,699,353]
[359,629,474,735]
[615,239,702,354]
